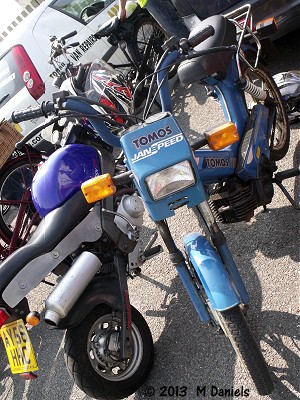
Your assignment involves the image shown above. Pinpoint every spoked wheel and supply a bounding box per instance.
[243,63,290,161]
[217,306,274,396]
[64,305,154,400]
[128,17,173,115]
[128,17,177,79]
[0,156,42,247]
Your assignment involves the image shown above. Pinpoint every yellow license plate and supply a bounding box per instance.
[1,319,38,374]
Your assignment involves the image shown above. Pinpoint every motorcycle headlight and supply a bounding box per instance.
[145,160,195,200]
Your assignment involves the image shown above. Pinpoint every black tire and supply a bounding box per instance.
[243,63,290,161]
[0,156,42,242]
[128,17,177,79]
[218,306,274,396]
[64,305,154,400]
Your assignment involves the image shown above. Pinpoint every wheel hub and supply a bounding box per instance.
[94,330,121,364]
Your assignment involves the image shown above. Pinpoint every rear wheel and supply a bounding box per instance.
[243,63,290,161]
[217,306,274,396]
[64,305,154,400]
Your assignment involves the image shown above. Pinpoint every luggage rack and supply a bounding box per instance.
[224,4,261,77]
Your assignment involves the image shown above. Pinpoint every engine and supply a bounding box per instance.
[208,174,274,223]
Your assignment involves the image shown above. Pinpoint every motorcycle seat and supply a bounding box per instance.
[95,16,120,38]
[0,191,91,292]
[177,15,237,85]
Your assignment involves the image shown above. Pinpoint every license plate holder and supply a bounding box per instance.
[1,319,38,374]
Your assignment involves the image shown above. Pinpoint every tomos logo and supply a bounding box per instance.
[132,125,173,149]
[204,157,229,168]
[132,133,183,163]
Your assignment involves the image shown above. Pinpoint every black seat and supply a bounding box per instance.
[0,191,91,292]
[95,16,120,38]
[177,15,237,85]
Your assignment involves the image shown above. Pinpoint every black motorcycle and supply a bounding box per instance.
[0,82,163,399]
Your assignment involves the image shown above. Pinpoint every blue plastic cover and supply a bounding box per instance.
[32,144,101,217]
[120,113,207,220]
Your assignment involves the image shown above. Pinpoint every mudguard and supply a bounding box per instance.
[54,275,123,329]
[183,233,240,311]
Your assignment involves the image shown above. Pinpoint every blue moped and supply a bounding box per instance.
[1,4,299,398]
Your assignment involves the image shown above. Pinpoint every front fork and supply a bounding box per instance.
[196,201,250,305]
[114,251,132,359]
[154,200,250,324]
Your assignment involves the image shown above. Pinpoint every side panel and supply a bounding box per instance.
[2,205,102,307]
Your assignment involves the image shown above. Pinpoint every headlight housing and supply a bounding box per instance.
[145,160,195,200]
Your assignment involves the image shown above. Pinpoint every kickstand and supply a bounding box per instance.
[273,166,300,210]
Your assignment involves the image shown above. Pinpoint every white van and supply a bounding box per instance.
[0,0,126,150]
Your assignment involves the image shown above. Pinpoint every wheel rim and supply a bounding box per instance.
[0,163,39,237]
[136,22,165,55]
[87,312,144,381]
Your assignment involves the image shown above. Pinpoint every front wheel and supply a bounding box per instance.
[217,306,274,396]
[64,305,154,400]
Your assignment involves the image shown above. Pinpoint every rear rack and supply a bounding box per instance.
[224,4,261,77]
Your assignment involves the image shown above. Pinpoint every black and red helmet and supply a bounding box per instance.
[84,60,133,122]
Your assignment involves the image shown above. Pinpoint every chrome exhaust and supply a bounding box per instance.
[45,251,101,326]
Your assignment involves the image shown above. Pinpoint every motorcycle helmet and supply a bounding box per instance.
[84,60,133,123]
[273,71,300,99]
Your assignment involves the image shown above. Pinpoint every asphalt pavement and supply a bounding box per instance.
[0,29,299,400]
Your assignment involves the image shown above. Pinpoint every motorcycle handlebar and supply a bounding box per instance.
[179,25,215,51]
[67,42,80,48]
[61,30,77,42]
[11,101,56,124]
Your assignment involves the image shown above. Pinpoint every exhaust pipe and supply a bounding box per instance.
[45,251,101,326]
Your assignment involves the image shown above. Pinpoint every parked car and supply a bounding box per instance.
[174,0,300,41]
[0,0,126,150]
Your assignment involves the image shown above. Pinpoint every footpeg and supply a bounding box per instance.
[141,245,163,261]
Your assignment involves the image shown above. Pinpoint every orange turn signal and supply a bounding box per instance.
[81,174,116,203]
[26,311,40,326]
[205,122,239,150]
[256,17,278,36]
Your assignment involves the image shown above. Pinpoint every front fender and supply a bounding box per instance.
[183,233,240,311]
[55,275,122,329]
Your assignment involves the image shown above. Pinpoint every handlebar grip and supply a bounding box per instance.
[61,30,77,41]
[11,101,55,123]
[68,42,80,48]
[180,25,215,50]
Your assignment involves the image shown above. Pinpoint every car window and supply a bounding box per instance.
[0,50,24,107]
[50,0,115,23]
[183,0,241,19]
